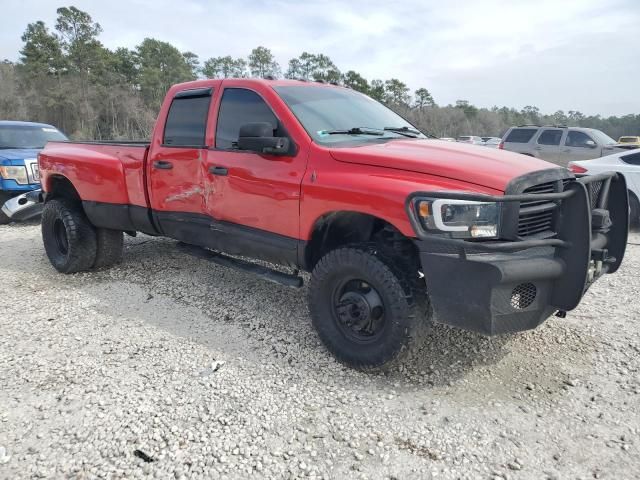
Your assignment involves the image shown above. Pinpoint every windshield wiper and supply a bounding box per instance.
[324,127,386,136]
[383,126,423,138]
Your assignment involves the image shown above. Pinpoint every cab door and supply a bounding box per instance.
[147,88,213,239]
[562,130,600,163]
[203,86,309,265]
[533,128,564,164]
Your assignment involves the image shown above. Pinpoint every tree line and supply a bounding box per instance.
[1,6,638,141]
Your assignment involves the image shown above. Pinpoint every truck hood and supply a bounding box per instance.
[329,139,560,192]
[0,148,40,165]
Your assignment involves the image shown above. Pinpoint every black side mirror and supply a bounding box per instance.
[237,122,290,156]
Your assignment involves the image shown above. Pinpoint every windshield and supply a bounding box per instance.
[0,125,67,149]
[588,129,617,146]
[273,85,425,145]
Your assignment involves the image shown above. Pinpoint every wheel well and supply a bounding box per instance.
[304,212,419,271]
[46,175,81,203]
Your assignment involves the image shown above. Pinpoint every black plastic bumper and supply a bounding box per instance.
[412,172,628,335]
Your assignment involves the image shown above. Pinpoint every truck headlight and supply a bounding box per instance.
[413,198,500,239]
[0,166,29,185]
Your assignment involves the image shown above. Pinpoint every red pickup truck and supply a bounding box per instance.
[37,78,628,370]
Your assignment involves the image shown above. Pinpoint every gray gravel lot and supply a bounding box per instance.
[1,223,639,479]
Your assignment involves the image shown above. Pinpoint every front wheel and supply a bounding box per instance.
[308,247,429,371]
[42,199,97,273]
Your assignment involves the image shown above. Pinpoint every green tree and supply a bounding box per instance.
[521,105,540,123]
[136,38,196,108]
[413,88,435,108]
[568,110,585,122]
[202,56,247,78]
[455,99,478,118]
[182,51,200,78]
[369,79,385,102]
[550,110,568,125]
[342,70,369,94]
[384,78,410,106]
[19,21,66,78]
[110,47,138,85]
[248,46,280,78]
[285,52,340,83]
[55,6,107,80]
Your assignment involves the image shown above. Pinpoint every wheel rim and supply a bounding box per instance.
[332,278,386,343]
[53,219,69,255]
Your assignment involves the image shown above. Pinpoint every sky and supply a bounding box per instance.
[2,0,639,117]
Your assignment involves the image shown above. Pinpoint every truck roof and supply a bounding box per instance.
[0,120,58,128]
[170,77,344,92]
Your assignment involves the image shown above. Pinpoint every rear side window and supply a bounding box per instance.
[621,152,640,165]
[163,93,212,146]
[216,88,278,150]
[565,131,594,148]
[504,128,537,143]
[537,129,563,146]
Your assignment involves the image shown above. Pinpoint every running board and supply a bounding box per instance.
[177,242,303,288]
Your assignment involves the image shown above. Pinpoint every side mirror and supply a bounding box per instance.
[585,140,597,148]
[237,122,290,156]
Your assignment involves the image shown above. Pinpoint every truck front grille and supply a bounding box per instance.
[517,181,563,238]
[587,180,603,209]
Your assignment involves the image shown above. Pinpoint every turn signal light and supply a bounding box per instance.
[418,201,431,217]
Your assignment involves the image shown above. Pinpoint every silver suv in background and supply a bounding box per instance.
[500,125,625,166]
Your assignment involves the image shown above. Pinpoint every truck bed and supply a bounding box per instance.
[39,141,150,208]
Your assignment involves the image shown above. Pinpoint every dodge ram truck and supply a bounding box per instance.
[36,79,629,370]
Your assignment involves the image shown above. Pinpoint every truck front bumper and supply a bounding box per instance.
[1,189,44,222]
[412,172,628,335]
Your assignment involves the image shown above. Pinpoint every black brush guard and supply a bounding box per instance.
[408,171,628,335]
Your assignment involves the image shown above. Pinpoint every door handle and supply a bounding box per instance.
[153,160,173,170]
[563,149,571,153]
[209,166,228,176]
[534,146,542,150]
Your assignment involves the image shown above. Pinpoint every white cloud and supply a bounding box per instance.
[2,0,639,115]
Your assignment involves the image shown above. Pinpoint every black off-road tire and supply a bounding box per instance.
[629,191,640,230]
[0,192,13,225]
[41,198,97,273]
[309,246,430,371]
[93,228,124,269]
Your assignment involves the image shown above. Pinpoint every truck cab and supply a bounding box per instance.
[0,121,67,223]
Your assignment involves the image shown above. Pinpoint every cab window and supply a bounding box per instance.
[565,131,594,148]
[163,92,212,147]
[537,129,563,146]
[215,88,279,150]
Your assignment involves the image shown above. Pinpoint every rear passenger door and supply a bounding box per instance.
[563,130,600,163]
[147,88,212,237]
[533,129,565,164]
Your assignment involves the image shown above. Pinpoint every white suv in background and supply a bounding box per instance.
[500,125,625,166]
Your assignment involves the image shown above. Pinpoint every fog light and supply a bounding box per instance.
[470,225,498,238]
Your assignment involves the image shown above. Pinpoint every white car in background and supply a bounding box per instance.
[457,135,484,145]
[569,148,640,227]
[482,137,502,148]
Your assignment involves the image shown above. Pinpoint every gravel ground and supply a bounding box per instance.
[1,222,639,480]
